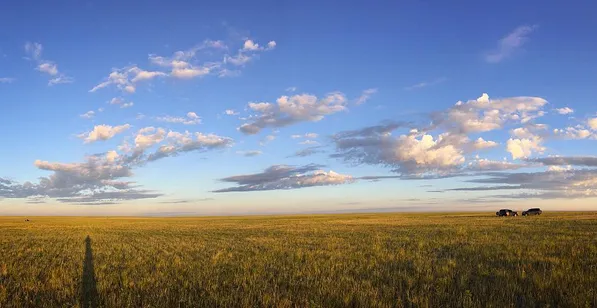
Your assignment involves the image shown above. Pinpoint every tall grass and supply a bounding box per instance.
[1,212,596,307]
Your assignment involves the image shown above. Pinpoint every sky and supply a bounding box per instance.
[1,0,597,216]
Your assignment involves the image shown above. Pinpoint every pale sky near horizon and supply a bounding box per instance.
[1,0,597,216]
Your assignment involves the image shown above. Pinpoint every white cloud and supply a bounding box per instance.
[437,93,548,134]
[334,126,465,176]
[354,88,378,105]
[243,40,260,51]
[589,117,597,130]
[506,137,545,160]
[129,68,166,83]
[156,112,201,125]
[135,127,166,150]
[0,77,15,83]
[91,38,274,91]
[48,75,74,86]
[25,42,73,85]
[554,126,593,139]
[78,124,131,144]
[554,107,574,115]
[472,137,498,150]
[37,62,58,75]
[110,97,134,108]
[106,150,119,163]
[239,92,347,134]
[80,111,95,119]
[486,25,537,63]
[224,109,239,116]
[286,86,297,92]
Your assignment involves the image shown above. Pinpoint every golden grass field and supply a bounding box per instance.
[1,212,596,307]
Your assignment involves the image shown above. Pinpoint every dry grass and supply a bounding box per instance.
[1,212,596,307]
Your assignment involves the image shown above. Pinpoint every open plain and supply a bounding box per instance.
[1,212,596,307]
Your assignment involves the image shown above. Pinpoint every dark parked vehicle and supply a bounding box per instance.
[523,208,542,216]
[496,209,518,217]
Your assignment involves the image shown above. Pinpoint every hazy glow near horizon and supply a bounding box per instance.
[1,1,597,215]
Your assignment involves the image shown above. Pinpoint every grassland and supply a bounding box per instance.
[0,212,596,307]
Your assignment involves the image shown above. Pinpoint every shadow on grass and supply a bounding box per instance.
[81,235,98,308]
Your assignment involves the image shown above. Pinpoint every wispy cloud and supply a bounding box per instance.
[485,25,537,63]
[24,42,74,85]
[236,150,263,157]
[213,164,354,192]
[354,88,378,105]
[156,112,201,125]
[404,77,446,90]
[0,77,15,83]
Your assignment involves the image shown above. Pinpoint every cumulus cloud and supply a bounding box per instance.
[332,120,475,176]
[224,109,239,116]
[506,137,545,160]
[25,42,74,85]
[553,126,594,140]
[223,39,276,66]
[471,137,498,150]
[0,154,160,204]
[213,164,353,192]
[331,93,553,176]
[134,127,167,150]
[2,124,234,203]
[37,62,58,75]
[589,117,597,130]
[433,93,548,134]
[555,107,574,115]
[485,25,537,63]
[80,111,95,119]
[78,124,131,144]
[156,112,201,125]
[239,92,347,134]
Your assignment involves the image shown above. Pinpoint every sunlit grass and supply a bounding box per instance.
[1,212,596,307]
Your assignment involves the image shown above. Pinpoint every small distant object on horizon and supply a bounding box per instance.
[523,208,543,216]
[496,209,518,217]
[24,219,30,222]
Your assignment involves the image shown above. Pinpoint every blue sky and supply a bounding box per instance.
[1,0,597,215]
